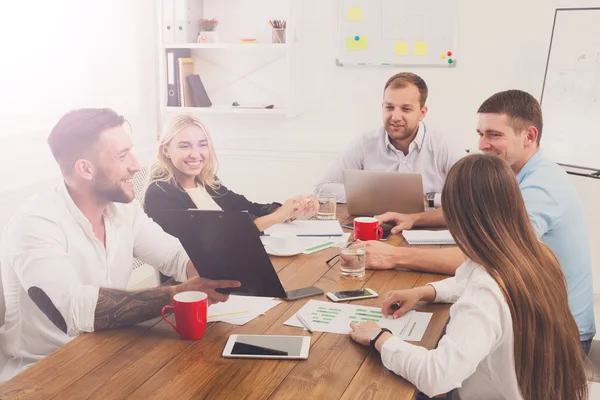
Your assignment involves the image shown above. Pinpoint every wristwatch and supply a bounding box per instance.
[425,192,436,208]
[369,328,392,351]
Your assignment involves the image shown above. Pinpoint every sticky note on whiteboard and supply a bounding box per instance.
[394,41,409,56]
[346,36,368,51]
[414,42,428,56]
[348,7,362,20]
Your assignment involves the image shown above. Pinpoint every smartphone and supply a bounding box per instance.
[326,288,379,302]
[284,286,324,300]
[223,334,311,359]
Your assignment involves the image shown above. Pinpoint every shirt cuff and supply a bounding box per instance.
[380,335,425,371]
[428,281,453,303]
[434,193,442,208]
[70,285,100,336]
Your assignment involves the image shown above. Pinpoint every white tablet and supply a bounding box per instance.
[222,335,311,360]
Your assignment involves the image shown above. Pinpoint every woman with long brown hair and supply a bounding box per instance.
[349,154,588,400]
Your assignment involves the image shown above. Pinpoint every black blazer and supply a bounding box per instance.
[144,179,281,238]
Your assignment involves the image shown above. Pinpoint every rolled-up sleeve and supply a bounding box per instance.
[131,202,189,282]
[3,215,99,336]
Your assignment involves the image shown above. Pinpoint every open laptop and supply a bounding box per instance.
[160,209,313,298]
[342,170,425,216]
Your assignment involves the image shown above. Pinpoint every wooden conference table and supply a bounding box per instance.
[0,205,451,400]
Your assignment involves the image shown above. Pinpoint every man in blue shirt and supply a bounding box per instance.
[365,90,596,352]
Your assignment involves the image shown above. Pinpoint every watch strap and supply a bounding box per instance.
[370,328,392,351]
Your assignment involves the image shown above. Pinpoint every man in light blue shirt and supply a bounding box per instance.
[365,89,595,352]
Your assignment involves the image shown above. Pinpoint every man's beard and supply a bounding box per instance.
[386,121,418,141]
[94,169,132,204]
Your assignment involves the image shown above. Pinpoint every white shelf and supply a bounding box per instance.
[164,43,287,50]
[165,106,289,115]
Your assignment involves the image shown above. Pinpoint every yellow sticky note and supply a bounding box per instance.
[348,7,362,21]
[414,41,428,56]
[346,36,368,51]
[394,41,409,56]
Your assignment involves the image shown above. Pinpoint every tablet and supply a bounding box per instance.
[222,335,310,359]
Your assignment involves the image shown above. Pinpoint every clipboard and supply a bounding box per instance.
[161,209,288,298]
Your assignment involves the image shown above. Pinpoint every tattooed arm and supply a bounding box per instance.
[93,276,241,331]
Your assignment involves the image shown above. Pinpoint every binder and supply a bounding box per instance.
[173,0,203,44]
[402,230,456,245]
[162,0,175,44]
[178,58,195,107]
[165,48,191,106]
[186,74,212,107]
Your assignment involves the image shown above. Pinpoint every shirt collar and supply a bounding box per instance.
[515,149,543,184]
[384,121,426,152]
[57,181,117,230]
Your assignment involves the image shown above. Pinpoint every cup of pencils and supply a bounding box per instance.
[270,19,286,44]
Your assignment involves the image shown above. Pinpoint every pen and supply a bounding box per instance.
[296,313,313,333]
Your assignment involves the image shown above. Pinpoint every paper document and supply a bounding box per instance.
[264,220,344,237]
[208,295,281,326]
[261,233,351,256]
[284,300,432,341]
[403,230,455,245]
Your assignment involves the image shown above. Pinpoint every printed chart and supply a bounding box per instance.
[285,300,432,341]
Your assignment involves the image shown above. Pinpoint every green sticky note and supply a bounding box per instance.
[346,36,368,51]
[348,7,362,21]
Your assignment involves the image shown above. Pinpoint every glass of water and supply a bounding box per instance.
[317,194,336,220]
[339,241,366,279]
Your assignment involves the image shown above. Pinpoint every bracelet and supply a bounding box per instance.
[369,328,392,352]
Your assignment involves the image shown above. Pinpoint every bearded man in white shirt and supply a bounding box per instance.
[0,108,241,383]
[314,72,466,203]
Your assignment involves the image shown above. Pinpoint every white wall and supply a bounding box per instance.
[202,0,600,292]
[0,0,598,292]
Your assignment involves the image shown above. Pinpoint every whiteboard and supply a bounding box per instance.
[335,0,458,67]
[540,8,600,170]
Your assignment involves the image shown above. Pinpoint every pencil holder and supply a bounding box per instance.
[272,28,286,44]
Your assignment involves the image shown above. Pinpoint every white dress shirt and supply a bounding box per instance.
[380,260,523,400]
[314,121,465,203]
[0,182,190,383]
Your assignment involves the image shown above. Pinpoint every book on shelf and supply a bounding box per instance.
[165,48,190,107]
[177,57,195,107]
[186,74,212,107]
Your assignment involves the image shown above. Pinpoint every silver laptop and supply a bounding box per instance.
[342,170,425,216]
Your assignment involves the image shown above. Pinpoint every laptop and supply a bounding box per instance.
[160,209,311,298]
[342,170,425,216]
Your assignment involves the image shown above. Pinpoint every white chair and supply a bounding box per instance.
[129,165,161,288]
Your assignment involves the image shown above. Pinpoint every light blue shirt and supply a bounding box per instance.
[517,150,595,341]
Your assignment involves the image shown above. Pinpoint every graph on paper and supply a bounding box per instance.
[288,300,432,341]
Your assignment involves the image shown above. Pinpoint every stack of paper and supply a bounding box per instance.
[402,230,455,245]
[208,295,281,325]
[264,220,344,237]
[284,300,432,341]
[260,233,351,256]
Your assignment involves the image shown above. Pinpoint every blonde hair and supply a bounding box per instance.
[146,115,220,196]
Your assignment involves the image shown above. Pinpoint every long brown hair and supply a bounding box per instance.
[441,154,587,400]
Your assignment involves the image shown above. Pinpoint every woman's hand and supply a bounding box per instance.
[381,286,433,319]
[349,320,382,346]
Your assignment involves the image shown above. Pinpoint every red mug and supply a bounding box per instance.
[161,291,208,340]
[354,217,383,241]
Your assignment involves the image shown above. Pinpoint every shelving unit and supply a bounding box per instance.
[156,0,300,123]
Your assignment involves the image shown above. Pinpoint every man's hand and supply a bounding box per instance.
[375,212,416,234]
[364,240,400,270]
[173,277,241,305]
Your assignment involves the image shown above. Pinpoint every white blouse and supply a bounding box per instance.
[380,260,523,400]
